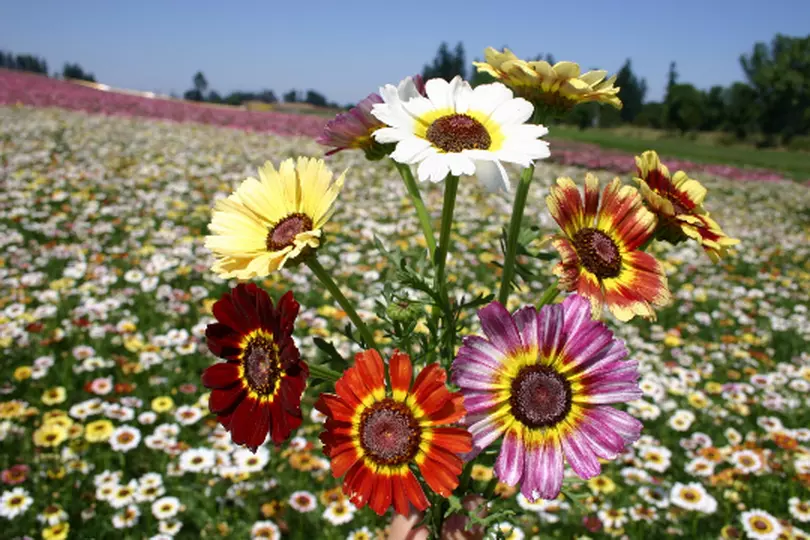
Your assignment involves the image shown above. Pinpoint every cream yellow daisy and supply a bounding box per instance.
[474,48,622,112]
[205,157,345,279]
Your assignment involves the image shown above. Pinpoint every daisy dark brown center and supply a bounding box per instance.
[426,114,491,153]
[510,365,572,428]
[242,334,282,396]
[572,228,622,279]
[266,213,313,252]
[358,398,421,465]
[751,518,770,531]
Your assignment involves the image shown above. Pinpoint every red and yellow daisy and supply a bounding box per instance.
[315,350,472,516]
[634,151,739,262]
[547,174,671,321]
[202,283,307,451]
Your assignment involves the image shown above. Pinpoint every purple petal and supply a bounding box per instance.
[575,383,642,405]
[588,406,643,445]
[477,302,521,354]
[453,336,504,372]
[460,392,501,415]
[513,306,539,350]
[495,428,525,486]
[538,302,564,359]
[468,416,508,454]
[522,438,564,501]
[561,427,601,479]
[561,293,594,337]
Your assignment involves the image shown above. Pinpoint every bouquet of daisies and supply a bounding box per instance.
[200,47,738,537]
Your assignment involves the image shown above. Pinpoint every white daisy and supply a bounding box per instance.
[288,490,317,513]
[371,76,549,191]
[109,425,141,452]
[251,520,280,539]
[669,482,717,514]
[151,496,181,520]
[0,487,33,519]
[789,497,810,523]
[485,521,524,540]
[112,504,140,529]
[322,500,357,525]
[741,509,783,540]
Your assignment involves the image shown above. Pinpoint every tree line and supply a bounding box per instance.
[1,50,96,82]
[421,35,810,147]
[180,71,342,109]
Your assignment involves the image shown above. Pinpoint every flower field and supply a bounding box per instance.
[2,104,810,540]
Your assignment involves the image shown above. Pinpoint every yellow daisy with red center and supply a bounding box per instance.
[635,150,739,262]
[547,174,671,321]
[315,350,472,516]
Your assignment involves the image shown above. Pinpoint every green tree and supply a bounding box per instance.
[740,33,810,143]
[723,82,759,140]
[62,63,95,82]
[305,90,328,107]
[664,83,705,133]
[634,102,665,129]
[614,59,647,123]
[422,41,467,81]
[701,86,726,131]
[283,90,299,103]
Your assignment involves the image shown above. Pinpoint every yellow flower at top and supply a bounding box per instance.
[205,157,345,280]
[474,48,622,112]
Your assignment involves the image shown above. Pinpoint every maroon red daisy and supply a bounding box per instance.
[201,283,307,451]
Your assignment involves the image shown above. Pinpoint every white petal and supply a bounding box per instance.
[445,153,477,177]
[396,76,421,100]
[469,83,514,115]
[372,126,408,144]
[390,137,434,164]
[425,77,453,110]
[473,158,509,192]
[488,97,534,126]
[417,154,450,183]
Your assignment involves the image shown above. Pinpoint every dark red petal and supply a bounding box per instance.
[276,291,300,337]
[243,399,272,452]
[201,362,240,390]
[205,323,243,359]
[229,394,261,446]
[208,385,245,414]
[231,284,261,330]
[212,292,247,332]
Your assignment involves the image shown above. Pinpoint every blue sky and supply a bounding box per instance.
[2,0,808,104]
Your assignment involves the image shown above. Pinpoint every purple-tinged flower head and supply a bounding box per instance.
[451,294,642,501]
[317,75,426,160]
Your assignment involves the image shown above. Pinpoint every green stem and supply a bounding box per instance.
[305,258,377,350]
[307,363,342,382]
[497,164,535,305]
[537,283,561,308]
[393,161,437,258]
[434,175,460,293]
[457,459,474,493]
[482,476,499,499]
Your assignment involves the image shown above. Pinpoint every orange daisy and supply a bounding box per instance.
[547,174,671,321]
[315,350,472,516]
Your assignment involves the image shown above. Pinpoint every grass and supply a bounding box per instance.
[550,125,810,181]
